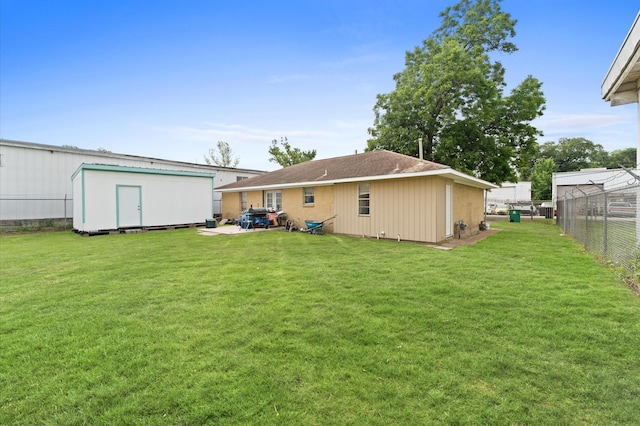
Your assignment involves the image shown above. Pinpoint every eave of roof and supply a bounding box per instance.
[602,11,640,106]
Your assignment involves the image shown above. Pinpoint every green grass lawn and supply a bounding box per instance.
[2,222,639,425]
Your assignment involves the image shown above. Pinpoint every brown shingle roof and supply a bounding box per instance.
[218,150,448,190]
[218,149,496,190]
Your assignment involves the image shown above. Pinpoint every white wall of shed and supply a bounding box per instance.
[75,169,213,232]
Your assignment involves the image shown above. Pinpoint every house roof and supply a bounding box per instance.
[217,150,497,191]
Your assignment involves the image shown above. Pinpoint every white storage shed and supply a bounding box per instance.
[72,164,215,233]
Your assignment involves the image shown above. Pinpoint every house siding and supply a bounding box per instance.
[334,176,450,243]
[453,183,485,233]
[221,186,335,231]
[221,192,241,220]
[283,186,334,231]
[220,176,486,243]
[246,192,263,211]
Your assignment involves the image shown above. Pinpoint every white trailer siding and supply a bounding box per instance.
[487,181,531,203]
[72,164,215,232]
[0,139,264,224]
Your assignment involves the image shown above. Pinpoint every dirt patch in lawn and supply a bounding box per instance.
[430,228,501,250]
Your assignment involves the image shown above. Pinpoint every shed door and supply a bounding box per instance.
[117,185,142,228]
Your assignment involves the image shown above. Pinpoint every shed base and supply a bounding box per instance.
[74,222,204,236]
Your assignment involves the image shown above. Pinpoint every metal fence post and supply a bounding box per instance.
[603,192,608,256]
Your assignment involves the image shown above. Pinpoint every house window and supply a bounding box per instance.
[265,190,282,210]
[240,192,247,211]
[236,176,248,182]
[304,187,314,205]
[358,183,370,216]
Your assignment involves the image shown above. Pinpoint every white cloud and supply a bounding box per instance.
[533,111,637,151]
[534,112,634,133]
[268,73,316,84]
[321,53,386,69]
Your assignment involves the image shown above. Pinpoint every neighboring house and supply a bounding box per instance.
[217,150,496,243]
[0,139,264,226]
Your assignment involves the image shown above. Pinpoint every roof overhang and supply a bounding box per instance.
[217,168,497,192]
[602,12,640,106]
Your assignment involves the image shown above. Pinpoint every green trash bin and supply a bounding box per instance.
[509,209,520,223]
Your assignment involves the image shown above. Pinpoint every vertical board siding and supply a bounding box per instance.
[334,177,448,243]
[334,182,370,237]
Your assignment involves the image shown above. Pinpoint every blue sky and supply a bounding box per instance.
[1,0,638,171]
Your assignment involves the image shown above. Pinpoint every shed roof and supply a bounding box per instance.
[218,150,497,191]
[71,163,217,180]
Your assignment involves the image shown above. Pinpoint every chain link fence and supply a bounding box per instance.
[557,184,639,280]
[0,195,73,227]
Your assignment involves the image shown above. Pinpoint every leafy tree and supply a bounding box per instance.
[604,148,637,169]
[538,137,607,172]
[268,137,316,167]
[96,147,111,153]
[366,0,545,185]
[204,141,239,167]
[530,157,555,200]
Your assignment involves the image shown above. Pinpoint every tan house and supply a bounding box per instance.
[217,150,496,243]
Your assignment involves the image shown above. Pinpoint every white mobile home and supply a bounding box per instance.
[72,164,215,233]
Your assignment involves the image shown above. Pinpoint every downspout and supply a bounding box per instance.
[484,189,487,223]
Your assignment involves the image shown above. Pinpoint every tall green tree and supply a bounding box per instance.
[538,137,607,172]
[604,147,637,169]
[530,157,556,200]
[204,141,239,167]
[367,0,545,185]
[268,137,316,167]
